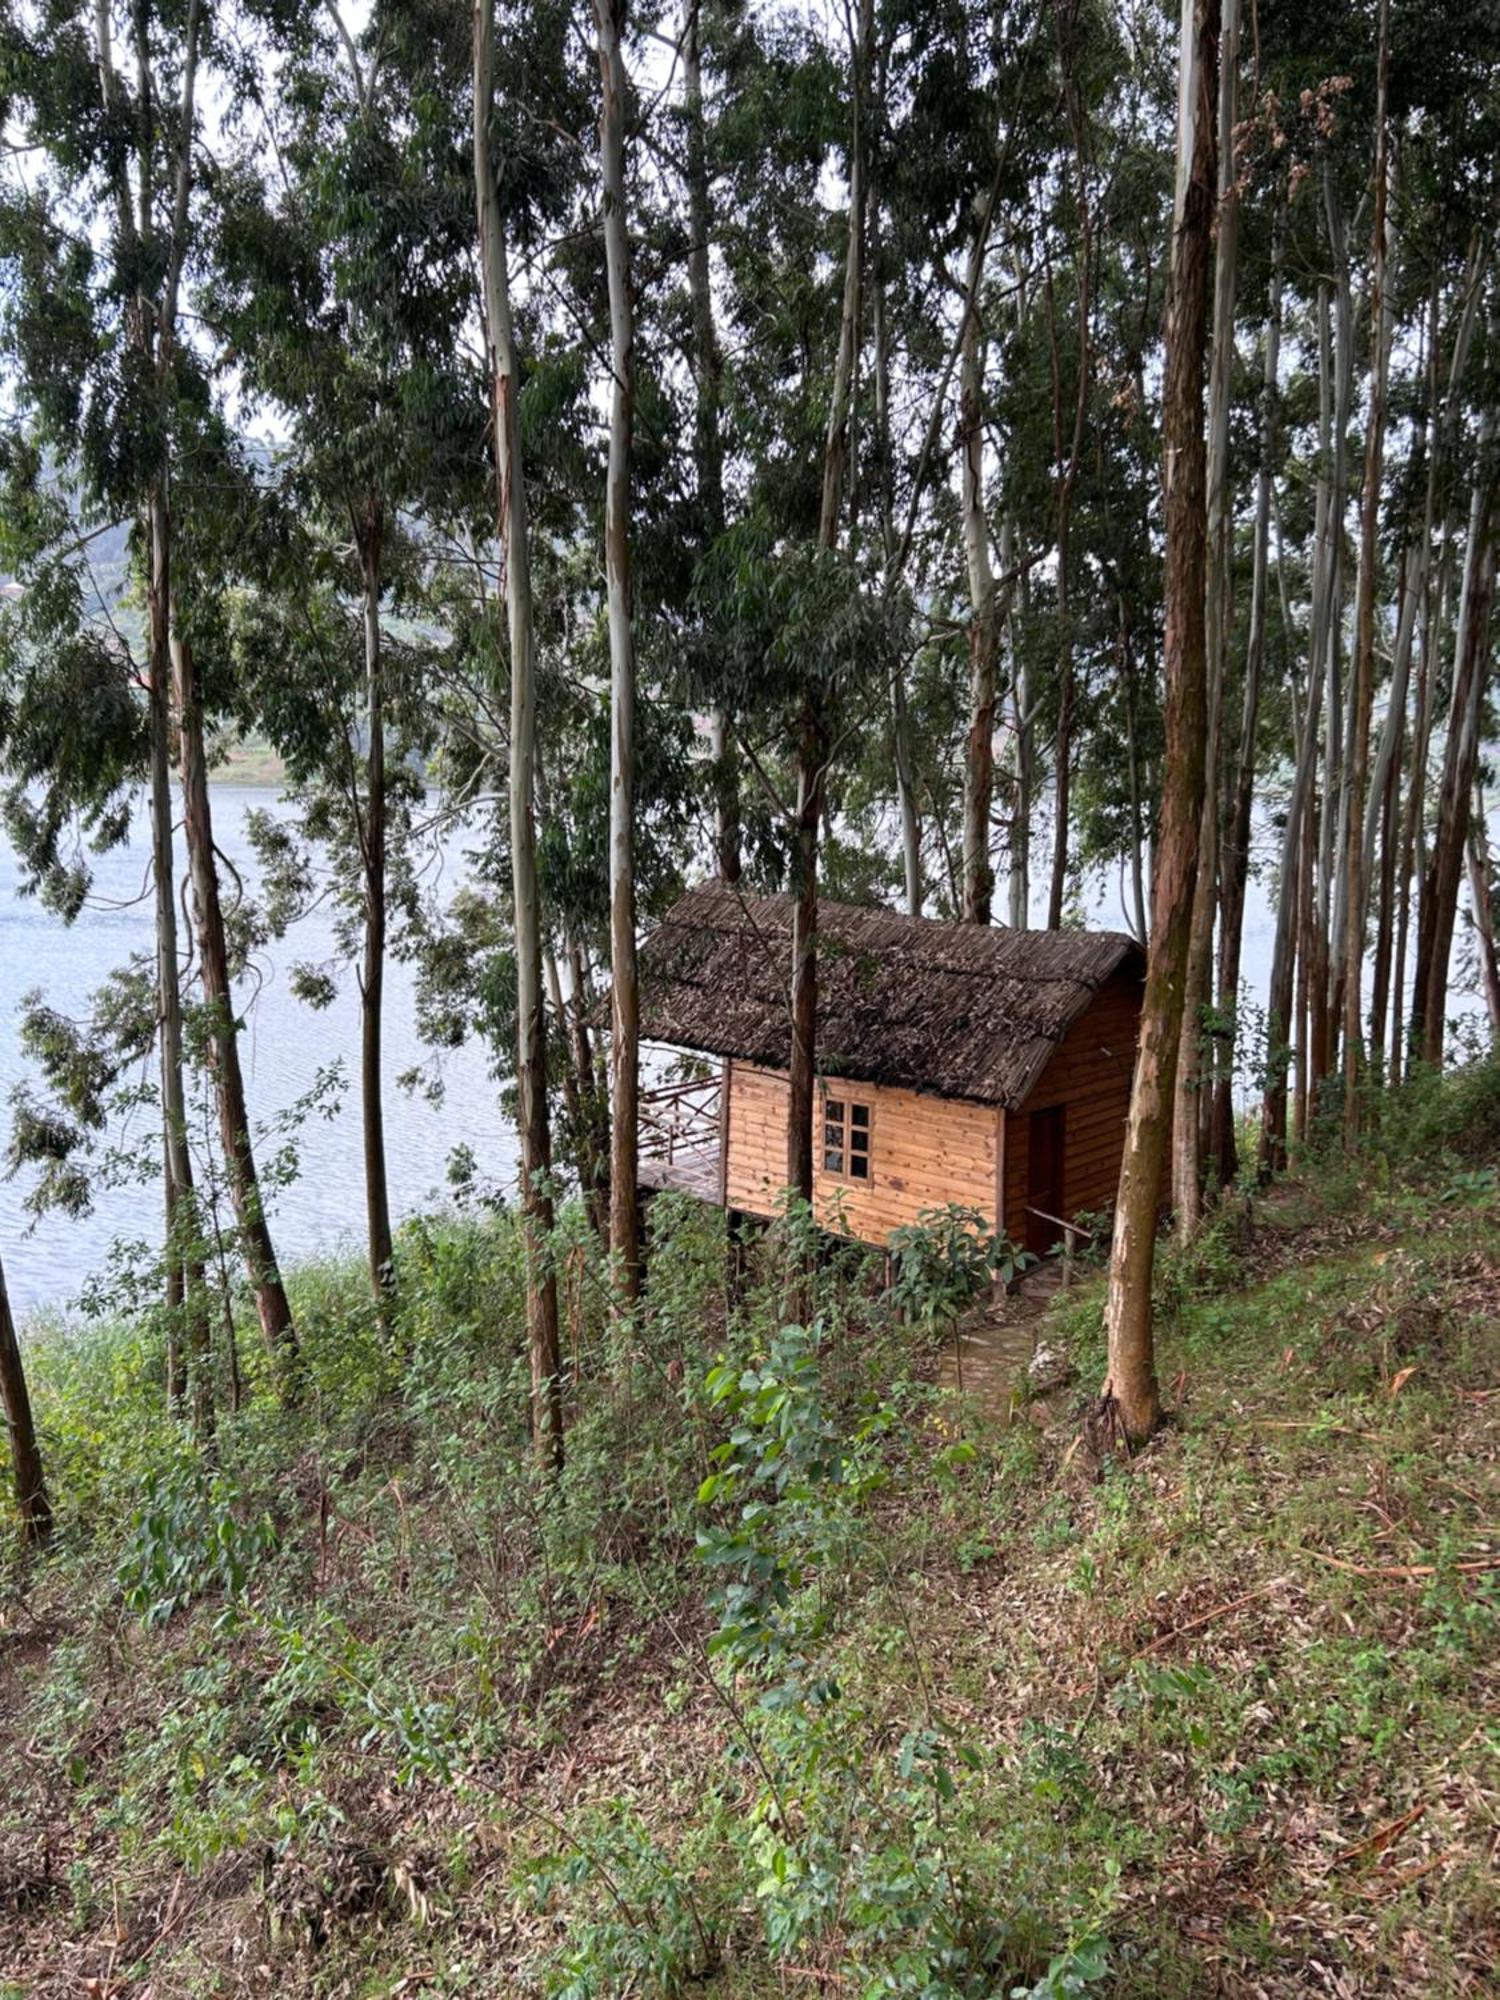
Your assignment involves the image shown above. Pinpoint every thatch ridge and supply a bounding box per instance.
[637,884,1142,1107]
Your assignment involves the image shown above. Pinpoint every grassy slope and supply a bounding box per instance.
[0,1103,1496,1998]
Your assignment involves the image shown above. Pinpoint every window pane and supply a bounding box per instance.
[826,1097,845,1122]
[849,1152,870,1180]
[851,1103,870,1130]
[823,1147,844,1173]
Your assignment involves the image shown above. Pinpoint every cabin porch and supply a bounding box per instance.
[637,1070,725,1205]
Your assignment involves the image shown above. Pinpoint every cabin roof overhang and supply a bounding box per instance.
[636,885,1142,1109]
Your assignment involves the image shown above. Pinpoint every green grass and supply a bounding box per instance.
[1,1078,1497,1997]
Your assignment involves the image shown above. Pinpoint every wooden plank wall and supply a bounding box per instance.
[724,1060,999,1245]
[1003,965,1143,1246]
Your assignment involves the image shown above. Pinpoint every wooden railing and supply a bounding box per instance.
[1024,1205,1096,1287]
[639,1074,722,1166]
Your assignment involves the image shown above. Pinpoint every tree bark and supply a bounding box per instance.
[0,1249,52,1544]
[593,0,641,1304]
[1101,0,1217,1446]
[1468,789,1500,1040]
[1414,447,1496,1065]
[356,512,394,1323]
[172,625,299,1375]
[682,0,739,886]
[473,0,564,1468]
[1392,243,1485,1078]
[146,485,211,1435]
[1340,0,1392,1144]
[1260,277,1338,1173]
[1213,189,1281,1184]
[959,262,1000,925]
[787,0,871,1199]
[1006,518,1033,927]
[1173,0,1238,1233]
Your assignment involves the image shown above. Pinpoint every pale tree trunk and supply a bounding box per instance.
[872,204,920,915]
[683,0,739,886]
[1468,789,1500,1040]
[1006,518,1033,927]
[1173,0,1238,1234]
[565,932,612,1239]
[788,0,871,1200]
[0,1250,51,1544]
[1101,0,1217,1446]
[1392,245,1485,1079]
[147,488,211,1436]
[173,626,300,1376]
[1340,0,1392,1145]
[593,0,641,1302]
[1316,173,1355,1091]
[356,510,394,1323]
[1045,32,1093,932]
[99,0,209,1428]
[1414,443,1496,1064]
[959,262,1000,924]
[1366,541,1419,1068]
[1213,191,1282,1184]
[1260,277,1338,1172]
[473,0,564,1469]
[1121,603,1149,945]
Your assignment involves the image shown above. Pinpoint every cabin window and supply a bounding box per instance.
[822,1095,873,1182]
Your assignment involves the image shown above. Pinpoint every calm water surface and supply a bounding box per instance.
[1,784,518,1321]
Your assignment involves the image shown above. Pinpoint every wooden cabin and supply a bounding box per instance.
[635,885,1146,1257]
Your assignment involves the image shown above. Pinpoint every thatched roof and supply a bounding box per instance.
[638,885,1142,1107]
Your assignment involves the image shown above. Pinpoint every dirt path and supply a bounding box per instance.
[934,1259,1074,1420]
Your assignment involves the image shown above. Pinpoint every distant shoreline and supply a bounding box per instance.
[210,741,286,788]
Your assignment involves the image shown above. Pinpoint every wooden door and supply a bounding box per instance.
[1025,1105,1066,1256]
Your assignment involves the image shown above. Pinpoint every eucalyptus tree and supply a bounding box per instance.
[1102,0,1217,1446]
[0,0,298,1383]
[208,0,476,1324]
[0,1248,51,1544]
[591,0,643,1301]
[1172,0,1239,1233]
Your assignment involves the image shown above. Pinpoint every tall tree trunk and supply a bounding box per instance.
[1392,244,1485,1078]
[1102,0,1217,1445]
[593,0,641,1302]
[1468,788,1500,1040]
[473,0,564,1468]
[357,514,394,1322]
[959,242,999,923]
[787,0,871,1199]
[872,199,920,915]
[172,625,299,1375]
[1213,190,1282,1184]
[1340,0,1392,1144]
[1007,519,1033,927]
[1173,0,1239,1232]
[100,0,210,1428]
[1414,444,1497,1064]
[146,486,210,1435]
[1045,23,1094,932]
[1366,543,1419,1069]
[682,0,739,886]
[1317,174,1355,1093]
[0,1250,52,1544]
[1261,275,1339,1172]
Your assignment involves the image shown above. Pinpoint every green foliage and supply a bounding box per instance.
[117,1460,278,1627]
[889,1205,1033,1328]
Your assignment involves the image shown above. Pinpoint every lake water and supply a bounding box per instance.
[2,783,1488,1321]
[1,785,518,1321]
